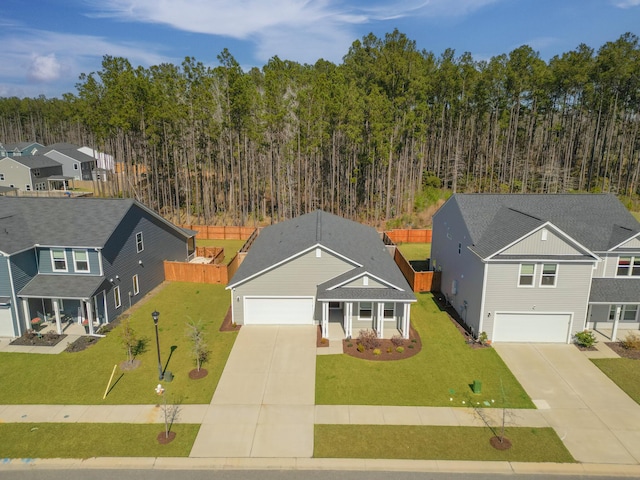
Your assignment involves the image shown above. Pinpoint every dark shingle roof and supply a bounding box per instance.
[0,197,135,254]
[19,275,108,298]
[11,154,61,169]
[589,278,640,303]
[316,267,416,301]
[43,144,97,163]
[228,210,414,297]
[450,194,640,257]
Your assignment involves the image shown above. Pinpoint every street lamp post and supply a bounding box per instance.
[152,310,163,380]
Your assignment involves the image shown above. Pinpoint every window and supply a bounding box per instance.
[114,286,121,308]
[329,301,340,309]
[519,264,535,286]
[73,250,89,272]
[132,274,139,295]
[458,242,462,254]
[33,168,40,177]
[73,164,79,170]
[359,302,372,319]
[136,232,144,253]
[25,184,31,191]
[51,249,67,271]
[617,256,640,277]
[609,305,639,322]
[0,173,4,180]
[540,264,557,286]
[383,302,395,318]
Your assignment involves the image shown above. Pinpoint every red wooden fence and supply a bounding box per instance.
[179,225,256,240]
[385,229,432,243]
[393,248,440,293]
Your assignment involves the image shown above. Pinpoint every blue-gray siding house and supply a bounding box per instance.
[431,194,640,343]
[0,197,195,338]
[227,210,416,339]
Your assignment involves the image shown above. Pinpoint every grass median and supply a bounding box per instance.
[0,423,199,458]
[315,425,574,463]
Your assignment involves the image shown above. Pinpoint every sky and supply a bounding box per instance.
[1,0,639,99]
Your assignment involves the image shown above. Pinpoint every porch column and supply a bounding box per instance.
[376,303,384,338]
[22,299,31,332]
[85,299,95,335]
[321,302,329,339]
[403,303,411,339]
[612,305,622,342]
[348,302,353,339]
[52,299,62,335]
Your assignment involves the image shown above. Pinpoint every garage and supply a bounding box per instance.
[492,313,572,343]
[0,300,16,337]
[244,297,314,325]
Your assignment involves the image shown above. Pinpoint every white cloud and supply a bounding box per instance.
[612,0,640,7]
[27,53,62,82]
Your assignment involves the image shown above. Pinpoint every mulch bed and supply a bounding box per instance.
[490,436,512,450]
[432,294,491,350]
[574,344,597,352]
[189,368,208,379]
[219,307,241,332]
[605,342,640,359]
[10,332,67,347]
[65,335,100,353]
[157,431,176,444]
[342,326,422,361]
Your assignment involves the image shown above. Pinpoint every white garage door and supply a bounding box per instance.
[493,313,571,343]
[244,297,314,325]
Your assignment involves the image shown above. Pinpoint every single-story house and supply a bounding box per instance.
[0,197,196,338]
[431,194,640,343]
[227,210,416,339]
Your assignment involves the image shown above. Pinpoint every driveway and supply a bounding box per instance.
[494,343,640,464]
[190,325,317,458]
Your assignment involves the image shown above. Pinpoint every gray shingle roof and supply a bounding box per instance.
[316,267,416,301]
[19,274,108,298]
[449,194,640,257]
[43,144,97,163]
[0,197,136,254]
[589,278,640,303]
[11,154,62,169]
[228,210,414,298]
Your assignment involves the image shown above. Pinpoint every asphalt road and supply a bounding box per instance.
[0,470,622,480]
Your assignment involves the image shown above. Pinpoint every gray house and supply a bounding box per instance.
[0,197,195,338]
[227,210,416,339]
[431,194,640,343]
[0,155,66,192]
[42,143,98,181]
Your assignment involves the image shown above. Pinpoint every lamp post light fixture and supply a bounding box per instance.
[152,310,163,380]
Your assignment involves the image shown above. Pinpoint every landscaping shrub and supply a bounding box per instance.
[408,344,414,349]
[574,330,598,348]
[390,335,404,347]
[621,332,640,350]
[477,331,489,345]
[396,346,405,353]
[386,347,393,353]
[358,329,381,349]
[372,348,381,356]
[347,342,353,348]
[356,343,365,353]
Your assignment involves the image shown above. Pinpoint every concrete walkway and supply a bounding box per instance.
[189,325,317,458]
[494,343,640,465]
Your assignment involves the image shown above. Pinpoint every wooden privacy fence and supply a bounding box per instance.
[195,246,225,263]
[393,248,440,293]
[179,225,256,240]
[386,229,432,243]
[164,261,228,284]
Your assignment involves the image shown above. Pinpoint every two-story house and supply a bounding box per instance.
[0,142,45,158]
[0,154,66,192]
[431,194,640,343]
[42,143,98,181]
[0,197,196,338]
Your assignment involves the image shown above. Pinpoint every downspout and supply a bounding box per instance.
[5,255,21,336]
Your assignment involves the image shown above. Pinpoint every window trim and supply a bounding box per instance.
[540,263,558,287]
[609,305,639,322]
[518,263,535,287]
[616,256,640,277]
[383,302,395,319]
[114,286,121,308]
[136,232,144,253]
[132,274,139,296]
[51,249,68,272]
[73,249,89,272]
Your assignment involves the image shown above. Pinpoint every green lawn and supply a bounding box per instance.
[0,282,237,405]
[591,358,640,405]
[315,425,574,463]
[0,423,199,458]
[632,211,640,222]
[316,293,534,408]
[197,239,247,264]
[397,243,431,261]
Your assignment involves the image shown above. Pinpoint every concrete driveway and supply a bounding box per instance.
[190,325,317,458]
[494,343,640,464]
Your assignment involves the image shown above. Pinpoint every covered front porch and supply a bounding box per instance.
[18,275,110,336]
[588,278,640,342]
[318,300,413,340]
